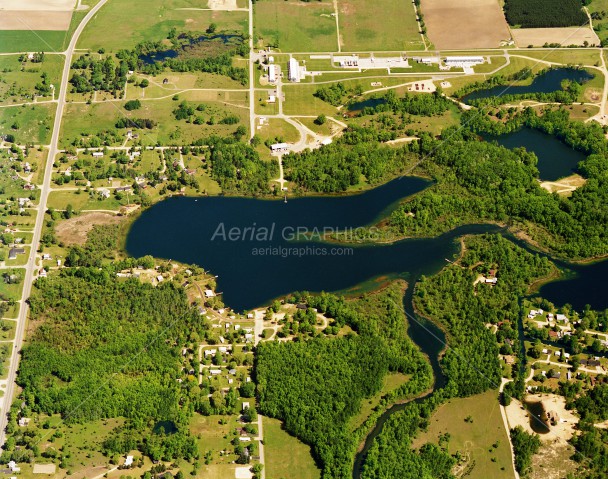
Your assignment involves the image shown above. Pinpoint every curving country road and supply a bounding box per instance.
[0,0,108,448]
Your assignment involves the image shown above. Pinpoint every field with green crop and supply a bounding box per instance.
[337,0,424,51]
[254,0,338,52]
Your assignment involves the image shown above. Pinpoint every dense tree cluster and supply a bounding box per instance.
[282,130,419,192]
[256,284,432,479]
[504,0,588,28]
[9,270,206,463]
[204,138,279,194]
[358,90,453,117]
[314,82,362,106]
[389,107,608,259]
[510,426,541,475]
[69,55,128,95]
[416,234,552,396]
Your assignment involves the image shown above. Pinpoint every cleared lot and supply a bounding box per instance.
[0,0,75,30]
[511,27,600,47]
[422,0,511,49]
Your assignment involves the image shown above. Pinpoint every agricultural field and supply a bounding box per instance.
[0,54,64,105]
[511,27,601,47]
[411,389,513,479]
[77,0,248,52]
[59,97,248,148]
[337,0,424,51]
[0,103,56,145]
[0,31,68,54]
[263,417,321,479]
[421,0,511,49]
[253,0,338,52]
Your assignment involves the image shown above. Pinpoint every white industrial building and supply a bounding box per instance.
[444,56,485,67]
[288,58,306,82]
[268,64,277,83]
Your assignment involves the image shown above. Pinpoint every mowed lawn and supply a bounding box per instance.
[337,0,424,51]
[264,417,321,479]
[0,103,56,145]
[411,389,514,479]
[0,54,64,105]
[78,0,248,51]
[254,0,338,52]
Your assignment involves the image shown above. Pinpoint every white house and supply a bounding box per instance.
[92,151,104,158]
[204,289,215,298]
[124,456,133,467]
[270,142,289,152]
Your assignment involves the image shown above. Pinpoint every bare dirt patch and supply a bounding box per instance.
[0,0,75,10]
[55,212,123,246]
[540,173,587,196]
[207,0,238,10]
[422,0,511,49]
[0,10,72,30]
[512,27,600,47]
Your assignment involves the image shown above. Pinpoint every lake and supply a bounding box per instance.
[127,177,608,312]
[482,127,587,181]
[462,67,593,104]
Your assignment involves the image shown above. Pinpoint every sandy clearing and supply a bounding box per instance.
[0,10,72,30]
[0,0,75,11]
[55,212,123,246]
[422,0,511,49]
[207,0,238,10]
[540,174,587,196]
[33,464,57,474]
[512,27,600,47]
[505,393,578,442]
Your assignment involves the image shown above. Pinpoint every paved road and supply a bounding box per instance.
[0,0,108,448]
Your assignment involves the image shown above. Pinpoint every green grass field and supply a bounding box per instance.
[78,0,248,52]
[0,279,24,302]
[264,417,321,479]
[337,0,424,51]
[254,0,338,52]
[0,54,64,105]
[59,96,248,147]
[0,103,56,144]
[411,389,513,479]
[47,189,126,211]
[0,31,67,54]
[514,49,602,66]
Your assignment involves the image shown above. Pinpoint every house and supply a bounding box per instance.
[92,151,104,158]
[554,350,561,357]
[228,368,237,375]
[245,333,253,342]
[42,253,51,260]
[548,330,560,339]
[99,188,111,199]
[556,314,569,323]
[270,142,289,153]
[247,313,254,319]
[39,269,47,278]
[24,183,35,190]
[242,402,250,411]
[18,417,30,427]
[204,349,217,357]
[218,346,228,353]
[485,277,498,285]
[503,355,516,365]
[296,303,307,310]
[549,370,561,379]
[156,275,164,282]
[210,369,221,375]
[124,456,134,467]
[7,461,20,473]
[8,247,25,260]
[23,162,31,172]
[204,289,215,298]
[267,94,276,103]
